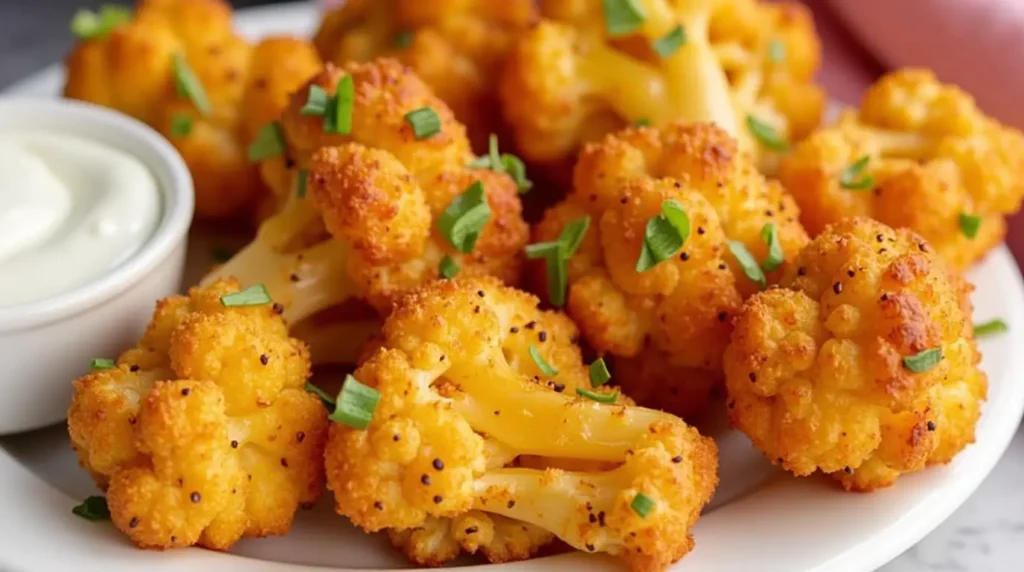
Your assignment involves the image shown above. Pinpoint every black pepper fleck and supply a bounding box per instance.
[374,501,384,510]
[272,303,284,315]
[297,431,305,443]
[393,433,401,441]
[538,331,548,342]
[260,354,269,366]
[927,421,937,431]
[717,311,728,322]
[281,458,288,468]
[289,273,299,282]
[847,269,855,278]
[433,495,443,504]
[433,458,445,470]
[589,514,597,523]
[843,466,853,475]
[620,197,628,204]
[550,382,566,393]
[421,474,431,485]
[474,306,481,314]
[671,456,683,463]
[718,263,727,270]
[585,543,595,552]
[525,321,537,330]
[748,372,757,382]
[129,365,140,372]
[129,517,139,528]
[797,266,807,276]
[876,234,885,243]
[697,227,706,235]
[833,282,843,294]
[465,526,479,534]
[680,252,690,261]
[598,511,606,526]
[510,327,519,334]
[507,500,515,508]
[170,535,177,543]
[181,388,190,396]
[230,440,239,449]
[190,492,201,503]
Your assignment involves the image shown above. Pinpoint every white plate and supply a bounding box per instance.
[3,3,1024,572]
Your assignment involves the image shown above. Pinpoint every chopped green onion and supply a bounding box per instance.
[247,121,286,161]
[632,118,651,127]
[439,255,460,279]
[393,30,414,48]
[220,284,272,307]
[576,388,618,403]
[171,53,212,116]
[525,216,590,307]
[438,181,491,253]
[768,39,786,63]
[467,134,532,194]
[902,348,942,373]
[974,319,1008,338]
[630,493,655,518]
[326,74,355,135]
[839,155,874,190]
[959,212,982,239]
[652,25,686,58]
[305,382,336,408]
[295,169,309,198]
[589,358,611,387]
[89,358,115,370]
[760,222,784,272]
[529,345,559,376]
[746,115,788,152]
[70,4,131,40]
[300,85,329,116]
[405,107,442,140]
[211,246,236,263]
[636,200,690,272]
[728,240,767,289]
[602,0,646,37]
[329,374,380,430]
[169,113,193,138]
[72,496,110,521]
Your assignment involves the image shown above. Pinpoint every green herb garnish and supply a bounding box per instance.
[327,75,355,135]
[589,358,611,387]
[300,85,329,116]
[439,255,460,279]
[746,115,788,152]
[974,319,1008,338]
[760,222,784,272]
[652,25,686,58]
[295,169,309,198]
[89,358,115,370]
[70,4,130,40]
[467,134,532,194]
[959,212,982,239]
[305,382,336,408]
[728,240,766,289]
[575,388,618,403]
[525,216,591,307]
[839,156,874,190]
[329,375,380,430]
[72,496,110,521]
[171,53,211,116]
[768,39,786,63]
[220,284,272,307]
[247,121,286,161]
[630,493,655,518]
[438,181,491,253]
[405,107,442,140]
[169,113,193,138]
[602,0,647,37]
[636,200,690,272]
[529,345,559,376]
[902,348,942,373]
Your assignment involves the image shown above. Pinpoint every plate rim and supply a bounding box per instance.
[3,3,1023,571]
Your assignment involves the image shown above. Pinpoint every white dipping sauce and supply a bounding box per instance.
[0,132,160,307]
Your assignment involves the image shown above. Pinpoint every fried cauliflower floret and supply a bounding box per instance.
[313,0,537,149]
[325,276,718,571]
[67,279,328,549]
[63,0,322,220]
[505,0,822,177]
[205,61,528,336]
[779,69,1024,271]
[709,0,825,171]
[723,218,987,491]
[531,122,808,416]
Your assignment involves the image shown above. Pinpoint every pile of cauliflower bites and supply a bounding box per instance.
[64,0,1015,569]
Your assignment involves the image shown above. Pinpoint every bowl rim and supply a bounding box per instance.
[0,98,194,332]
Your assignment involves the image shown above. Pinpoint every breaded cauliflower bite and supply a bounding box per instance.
[778,69,1024,271]
[723,218,987,491]
[204,60,529,336]
[64,0,322,220]
[531,122,808,416]
[503,0,823,178]
[67,279,328,549]
[324,277,718,571]
[313,0,537,149]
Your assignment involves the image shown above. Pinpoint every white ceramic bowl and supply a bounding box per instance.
[0,98,193,435]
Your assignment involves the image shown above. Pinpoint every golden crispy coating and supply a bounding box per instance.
[779,69,1024,271]
[504,0,823,178]
[533,122,809,416]
[64,0,322,220]
[313,0,537,149]
[67,279,328,549]
[324,276,717,570]
[723,218,986,491]
[205,61,529,331]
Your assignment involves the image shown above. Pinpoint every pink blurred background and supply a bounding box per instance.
[786,0,1024,264]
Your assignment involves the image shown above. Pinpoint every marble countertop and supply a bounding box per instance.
[1,2,1023,571]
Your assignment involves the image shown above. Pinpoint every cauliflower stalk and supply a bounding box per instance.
[723,217,987,491]
[325,277,718,571]
[531,122,808,416]
[778,69,1024,271]
[203,60,529,334]
[67,279,328,549]
[64,0,322,220]
[313,0,537,149]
